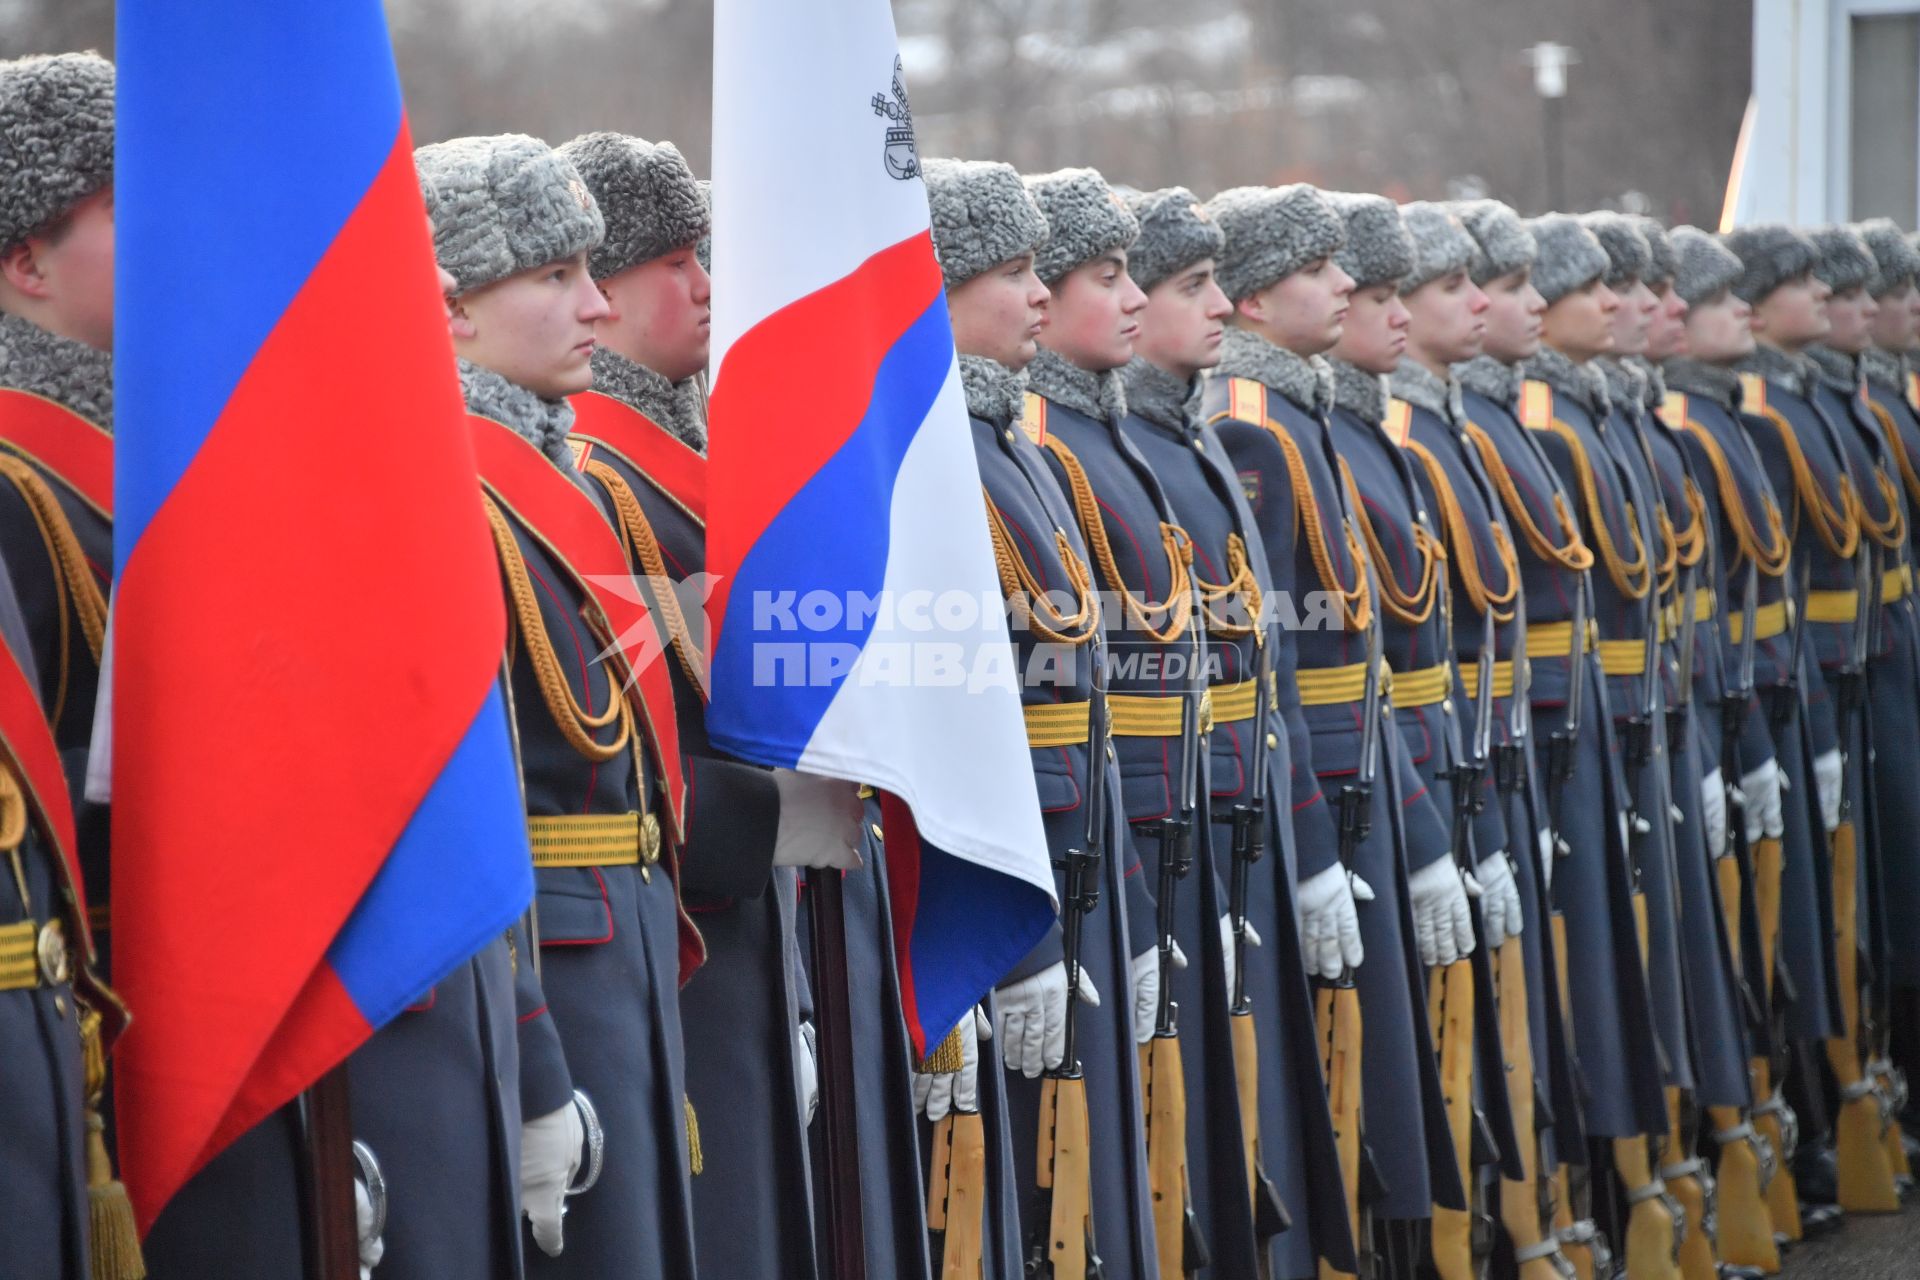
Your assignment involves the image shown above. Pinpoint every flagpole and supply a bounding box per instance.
[301,1063,360,1280]
[806,868,867,1280]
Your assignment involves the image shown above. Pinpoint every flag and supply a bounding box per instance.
[708,0,1056,1059]
[113,3,532,1229]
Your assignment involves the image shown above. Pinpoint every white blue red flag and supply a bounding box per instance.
[113,2,532,1228]
[708,0,1056,1058]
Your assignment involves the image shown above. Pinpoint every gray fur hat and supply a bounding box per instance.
[1635,218,1677,287]
[0,52,114,251]
[1452,199,1535,285]
[1398,201,1475,294]
[1024,167,1139,285]
[1324,193,1413,291]
[1527,215,1612,305]
[923,157,1048,291]
[1856,219,1919,295]
[1124,186,1225,294]
[1721,224,1818,304]
[1204,184,1345,303]
[1580,212,1652,287]
[1807,224,1879,294]
[1668,226,1744,307]
[557,132,708,281]
[695,179,712,273]
[416,134,605,295]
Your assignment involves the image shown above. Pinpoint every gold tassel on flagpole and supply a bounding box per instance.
[684,1095,704,1177]
[79,1007,145,1280]
[919,1023,966,1075]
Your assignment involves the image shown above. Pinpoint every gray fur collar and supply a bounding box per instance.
[459,359,578,470]
[1214,327,1334,416]
[1804,345,1861,394]
[588,348,707,453]
[1862,349,1909,395]
[1330,358,1388,423]
[1628,357,1667,411]
[1523,346,1610,419]
[1389,359,1461,423]
[0,310,111,430]
[1735,344,1814,398]
[1662,358,1742,411]
[959,355,1028,428]
[1121,357,1203,434]
[1453,355,1520,408]
[1026,347,1127,424]
[1595,358,1647,419]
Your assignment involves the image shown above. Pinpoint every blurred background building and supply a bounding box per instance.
[4,0,1914,228]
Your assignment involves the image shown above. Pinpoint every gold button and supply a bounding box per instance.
[1004,429,1017,443]
[640,813,663,865]
[53,995,66,1018]
[1442,699,1454,714]
[36,920,68,987]
[1267,733,1280,750]
[869,823,885,842]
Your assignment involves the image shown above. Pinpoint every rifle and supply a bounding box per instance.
[1140,622,1210,1279]
[1026,639,1111,1280]
[1316,601,1383,1280]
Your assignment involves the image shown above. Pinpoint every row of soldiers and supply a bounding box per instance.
[7,44,1920,1280]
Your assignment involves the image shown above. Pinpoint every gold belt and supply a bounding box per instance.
[1885,565,1912,604]
[1024,700,1091,748]
[1109,678,1258,737]
[1727,599,1791,644]
[1661,589,1716,638]
[1804,589,1859,624]
[1597,638,1653,677]
[1459,660,1515,700]
[1209,678,1260,723]
[1526,619,1599,658]
[1298,661,1376,707]
[0,917,66,992]
[528,812,660,869]
[1391,663,1452,708]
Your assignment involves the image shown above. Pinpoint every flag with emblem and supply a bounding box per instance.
[707,0,1056,1057]
[112,0,532,1229]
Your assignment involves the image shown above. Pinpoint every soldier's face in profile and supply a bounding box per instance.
[1751,271,1830,352]
[1681,288,1754,365]
[450,251,610,399]
[1540,278,1619,362]
[1134,258,1232,381]
[1239,256,1354,356]
[1822,285,1879,355]
[1869,281,1916,353]
[948,253,1050,371]
[1606,277,1657,357]
[1330,282,1408,375]
[1478,267,1545,364]
[0,187,114,352]
[1037,251,1146,374]
[1402,268,1488,367]
[1643,282,1690,362]
[597,244,712,382]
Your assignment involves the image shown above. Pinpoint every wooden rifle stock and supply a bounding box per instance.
[1662,1089,1716,1280]
[1494,936,1564,1279]
[1230,1008,1260,1222]
[1825,819,1900,1211]
[1614,891,1681,1280]
[1140,1034,1205,1278]
[1710,835,1781,1271]
[928,1111,988,1279]
[1314,982,1364,1280]
[1036,1075,1097,1277]
[1427,957,1477,1280]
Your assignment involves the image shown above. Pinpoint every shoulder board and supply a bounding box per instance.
[1907,370,1919,414]
[1738,372,1768,415]
[1226,376,1268,428]
[1658,391,1688,431]
[567,438,591,468]
[1020,391,1048,446]
[1383,398,1414,446]
[1517,379,1553,431]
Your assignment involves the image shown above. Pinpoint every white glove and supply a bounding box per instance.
[1130,939,1187,1044]
[994,960,1100,1078]
[770,768,865,870]
[1814,748,1844,833]
[1742,758,1785,843]
[1475,851,1523,948]
[914,1006,991,1121]
[1296,863,1374,979]
[1700,769,1729,858]
[355,1178,384,1279]
[1410,856,1476,967]
[521,1100,586,1258]
[797,1020,819,1124]
[1220,913,1262,998]
[1537,828,1555,891]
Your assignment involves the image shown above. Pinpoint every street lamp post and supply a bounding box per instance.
[1526,41,1578,210]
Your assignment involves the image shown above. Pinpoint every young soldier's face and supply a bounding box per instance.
[1539,278,1619,362]
[1822,285,1879,354]
[1479,266,1545,363]
[1402,268,1489,366]
[1869,281,1917,352]
[1134,258,1232,382]
[1330,282,1408,375]
[1643,282,1690,361]
[450,251,609,398]
[1681,289,1753,364]
[948,253,1050,370]
[1606,276,1657,357]
[597,244,712,382]
[1237,256,1354,356]
[0,187,115,351]
[1750,271,1830,351]
[1038,251,1147,373]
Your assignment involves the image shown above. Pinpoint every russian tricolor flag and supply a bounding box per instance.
[112,3,532,1228]
[708,0,1056,1058]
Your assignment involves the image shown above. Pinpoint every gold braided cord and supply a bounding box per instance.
[1755,405,1860,559]
[1544,422,1653,600]
[1403,439,1520,622]
[1869,397,1920,510]
[1680,420,1791,578]
[484,497,631,763]
[1339,458,1445,625]
[585,459,708,698]
[1462,423,1595,572]
[1251,419,1373,630]
[0,454,105,727]
[1191,531,1264,638]
[1041,436,1192,644]
[981,487,1102,646]
[1858,466,1907,551]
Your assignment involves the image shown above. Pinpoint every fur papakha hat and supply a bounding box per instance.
[1856,218,1920,296]
[558,132,708,281]
[1668,226,1745,307]
[416,135,605,295]
[1721,224,1819,305]
[1527,214,1612,305]
[923,157,1049,291]
[1451,199,1536,286]
[1024,167,1139,285]
[1324,192,1413,291]
[1635,217,1677,287]
[1124,186,1225,294]
[1398,201,1476,294]
[1204,184,1345,303]
[1580,212,1652,288]
[695,179,712,273]
[0,52,114,251]
[1807,224,1879,295]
